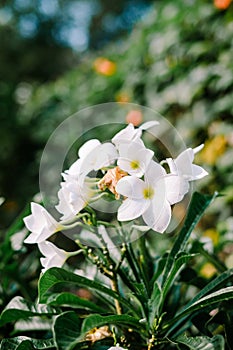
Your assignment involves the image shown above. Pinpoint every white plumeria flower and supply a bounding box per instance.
[166,144,208,181]
[107,346,127,350]
[0,197,5,206]
[56,139,117,219]
[112,123,143,148]
[116,161,189,233]
[67,139,117,181]
[117,141,154,177]
[24,203,61,244]
[38,241,69,273]
[112,121,159,149]
[56,174,95,220]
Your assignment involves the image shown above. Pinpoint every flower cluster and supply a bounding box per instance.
[23,121,208,271]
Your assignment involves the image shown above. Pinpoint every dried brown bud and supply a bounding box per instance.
[85,326,112,343]
[98,166,128,199]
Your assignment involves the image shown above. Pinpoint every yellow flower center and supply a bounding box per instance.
[143,187,154,199]
[130,160,140,169]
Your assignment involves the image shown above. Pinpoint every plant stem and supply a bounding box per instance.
[110,276,122,315]
[138,235,150,295]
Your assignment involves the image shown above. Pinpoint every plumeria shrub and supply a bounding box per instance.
[1,119,233,350]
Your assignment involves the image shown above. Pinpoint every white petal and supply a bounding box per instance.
[24,232,39,244]
[40,257,49,269]
[189,164,208,180]
[139,120,159,130]
[112,123,134,141]
[118,142,153,177]
[35,226,55,243]
[55,185,74,220]
[116,176,145,199]
[69,190,86,213]
[24,226,55,244]
[117,198,149,221]
[38,241,54,257]
[78,139,100,158]
[143,198,171,233]
[38,241,67,259]
[174,148,194,176]
[145,160,166,184]
[168,146,208,181]
[166,158,178,174]
[32,202,57,227]
[94,142,118,170]
[23,213,38,233]
[193,144,204,154]
[163,175,189,205]
[24,203,58,244]
[40,254,66,271]
[48,254,66,267]
[112,124,142,147]
[66,159,81,177]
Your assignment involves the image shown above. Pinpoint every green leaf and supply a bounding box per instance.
[47,292,106,313]
[0,337,55,350]
[176,334,224,350]
[185,267,233,309]
[149,254,168,290]
[15,341,35,350]
[14,318,51,333]
[81,314,146,334]
[148,253,196,326]
[148,282,162,328]
[167,286,233,333]
[166,268,233,336]
[160,253,197,309]
[162,192,217,286]
[39,267,136,315]
[0,296,58,327]
[53,311,83,350]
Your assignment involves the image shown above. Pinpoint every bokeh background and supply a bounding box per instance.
[1,0,233,228]
[0,0,233,338]
[0,0,154,226]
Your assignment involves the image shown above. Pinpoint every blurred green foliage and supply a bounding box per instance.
[0,0,153,225]
[2,0,232,222]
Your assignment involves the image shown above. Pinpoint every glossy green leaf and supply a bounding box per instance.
[166,268,233,336]
[160,253,197,309]
[39,267,135,315]
[185,267,233,309]
[0,296,58,327]
[47,292,105,313]
[162,192,217,286]
[14,341,35,350]
[0,337,55,350]
[149,254,168,290]
[148,282,162,328]
[166,286,233,333]
[81,314,146,334]
[53,311,84,350]
[14,317,51,332]
[176,334,224,350]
